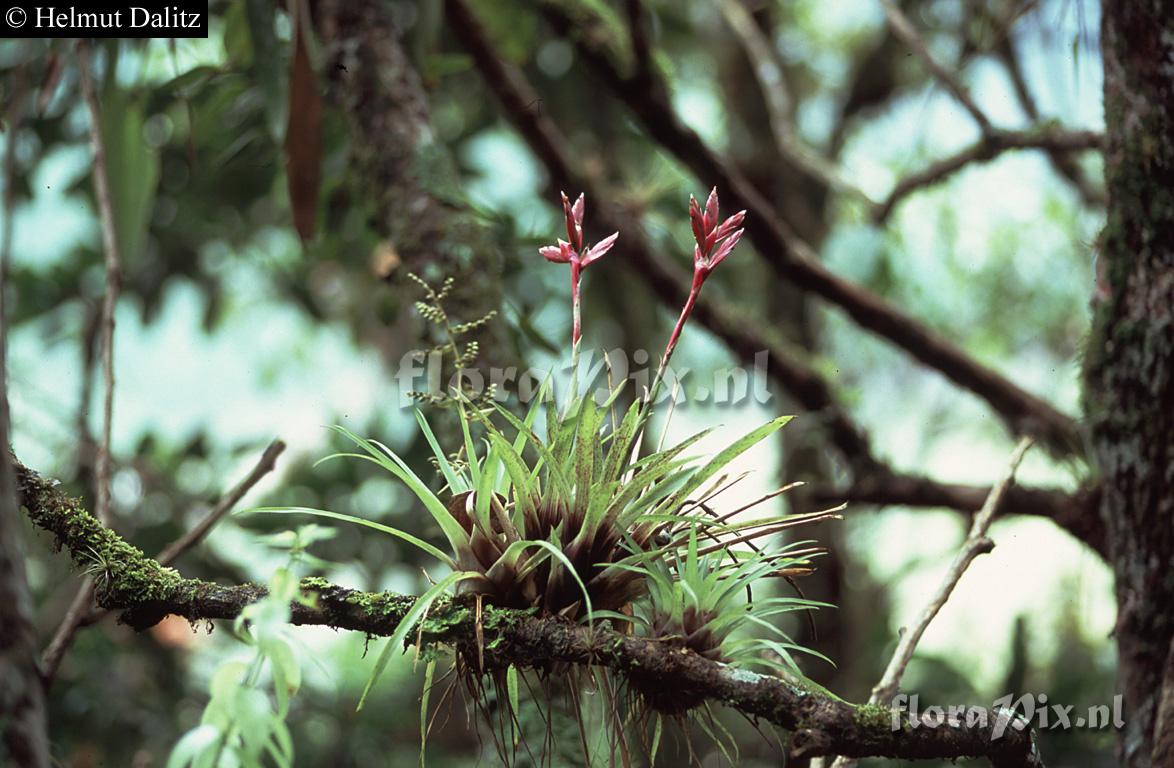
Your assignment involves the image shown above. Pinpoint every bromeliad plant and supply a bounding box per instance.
[264,188,842,758]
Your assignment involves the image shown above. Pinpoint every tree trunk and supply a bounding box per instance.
[1087,3,1174,767]
[313,0,511,378]
[0,68,51,768]
[0,449,50,768]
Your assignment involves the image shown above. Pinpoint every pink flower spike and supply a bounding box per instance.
[708,227,744,268]
[703,187,720,233]
[571,193,585,226]
[689,195,705,246]
[582,231,619,267]
[560,191,584,249]
[540,239,574,264]
[713,210,746,241]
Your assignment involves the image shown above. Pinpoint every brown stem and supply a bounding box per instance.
[43,41,125,685]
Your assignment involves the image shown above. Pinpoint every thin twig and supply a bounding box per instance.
[717,0,875,204]
[880,0,992,132]
[73,302,100,484]
[830,437,1034,768]
[43,42,124,684]
[156,439,286,565]
[78,41,122,528]
[873,128,1104,222]
[40,584,95,680]
[873,437,1034,703]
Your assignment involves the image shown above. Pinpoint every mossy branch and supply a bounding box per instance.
[16,459,1041,766]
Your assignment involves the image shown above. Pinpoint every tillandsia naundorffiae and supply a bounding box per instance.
[259,188,844,762]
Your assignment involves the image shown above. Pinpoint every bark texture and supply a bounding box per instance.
[1087,3,1174,766]
[312,0,510,373]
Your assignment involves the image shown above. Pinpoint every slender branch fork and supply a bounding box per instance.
[829,437,1035,768]
[13,458,1044,766]
[873,128,1104,223]
[873,0,1103,222]
[872,437,1035,703]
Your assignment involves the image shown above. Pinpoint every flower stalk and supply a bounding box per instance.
[539,192,618,349]
[538,188,744,409]
[647,188,745,406]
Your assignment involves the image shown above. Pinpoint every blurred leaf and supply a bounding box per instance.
[286,2,322,242]
[223,0,254,68]
[421,53,473,81]
[36,51,65,114]
[245,0,285,140]
[98,83,161,264]
[467,0,538,63]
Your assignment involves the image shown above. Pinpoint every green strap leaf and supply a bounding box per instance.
[660,415,793,514]
[358,571,477,711]
[248,507,455,569]
[415,410,467,493]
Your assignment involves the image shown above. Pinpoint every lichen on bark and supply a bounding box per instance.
[1084,3,1174,766]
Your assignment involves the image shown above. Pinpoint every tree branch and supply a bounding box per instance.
[873,128,1105,223]
[809,471,1105,558]
[991,21,1104,208]
[531,0,1082,457]
[871,438,1033,704]
[880,0,992,132]
[75,438,287,630]
[14,457,1043,766]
